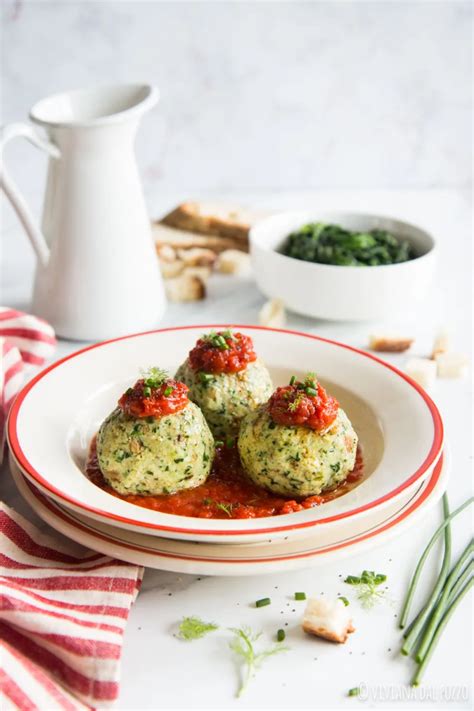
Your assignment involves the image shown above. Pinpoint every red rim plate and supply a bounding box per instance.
[7,325,444,537]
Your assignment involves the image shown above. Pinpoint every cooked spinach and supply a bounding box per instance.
[282,222,415,266]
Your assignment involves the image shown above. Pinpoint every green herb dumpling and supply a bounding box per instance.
[238,374,358,497]
[96,369,214,496]
[175,330,273,439]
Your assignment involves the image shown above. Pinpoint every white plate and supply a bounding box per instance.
[7,325,443,544]
[9,450,448,575]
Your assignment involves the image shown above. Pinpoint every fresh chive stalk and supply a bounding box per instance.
[414,540,473,662]
[348,687,360,697]
[411,577,473,687]
[399,496,473,629]
[277,629,285,642]
[255,598,271,608]
[401,495,451,653]
[294,592,306,600]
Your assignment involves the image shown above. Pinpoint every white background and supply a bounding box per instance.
[0,0,471,198]
[1,1,472,710]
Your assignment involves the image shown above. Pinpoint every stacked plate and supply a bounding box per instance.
[7,326,446,575]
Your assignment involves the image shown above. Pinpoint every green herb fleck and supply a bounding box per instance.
[339,596,350,606]
[199,372,214,383]
[228,626,289,697]
[276,629,286,642]
[345,570,387,608]
[202,330,235,350]
[294,592,306,601]
[178,616,218,641]
[255,597,271,608]
[348,687,360,697]
[141,367,169,389]
[215,502,234,517]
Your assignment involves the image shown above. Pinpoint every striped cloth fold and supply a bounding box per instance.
[0,503,144,709]
[0,307,57,457]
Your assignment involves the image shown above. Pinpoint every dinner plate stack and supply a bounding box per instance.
[7,326,447,575]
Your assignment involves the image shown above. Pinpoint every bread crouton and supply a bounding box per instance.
[434,352,468,378]
[302,597,355,644]
[216,249,251,275]
[259,298,286,329]
[405,358,437,389]
[177,247,217,268]
[159,259,185,279]
[369,334,414,353]
[164,274,206,302]
[431,331,450,360]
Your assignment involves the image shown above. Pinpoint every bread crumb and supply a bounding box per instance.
[405,358,437,389]
[369,335,414,353]
[156,244,177,263]
[182,265,212,282]
[165,274,206,302]
[259,298,286,329]
[216,249,251,275]
[177,247,217,268]
[431,331,450,360]
[302,597,355,644]
[434,352,468,378]
[159,259,184,279]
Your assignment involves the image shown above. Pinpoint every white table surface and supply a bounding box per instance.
[1,189,472,710]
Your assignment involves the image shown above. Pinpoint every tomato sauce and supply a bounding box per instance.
[86,439,364,519]
[119,378,189,419]
[268,378,339,432]
[188,331,257,374]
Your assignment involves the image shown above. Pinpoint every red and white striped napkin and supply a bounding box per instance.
[0,307,57,455]
[0,503,144,709]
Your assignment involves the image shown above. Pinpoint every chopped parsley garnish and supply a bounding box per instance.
[141,366,169,389]
[114,449,130,462]
[228,626,288,697]
[348,687,360,697]
[199,372,214,383]
[202,330,230,349]
[215,502,234,517]
[345,570,387,608]
[178,616,218,641]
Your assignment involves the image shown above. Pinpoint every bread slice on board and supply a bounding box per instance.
[160,202,268,243]
[153,222,249,254]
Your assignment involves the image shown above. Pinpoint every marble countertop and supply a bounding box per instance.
[1,189,472,709]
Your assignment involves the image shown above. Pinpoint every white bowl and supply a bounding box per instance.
[7,325,443,544]
[250,211,437,321]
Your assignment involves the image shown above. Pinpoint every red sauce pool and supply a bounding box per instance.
[86,438,364,519]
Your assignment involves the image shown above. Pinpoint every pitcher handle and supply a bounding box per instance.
[0,122,60,267]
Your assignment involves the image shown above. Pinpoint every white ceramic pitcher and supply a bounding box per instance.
[0,84,166,341]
